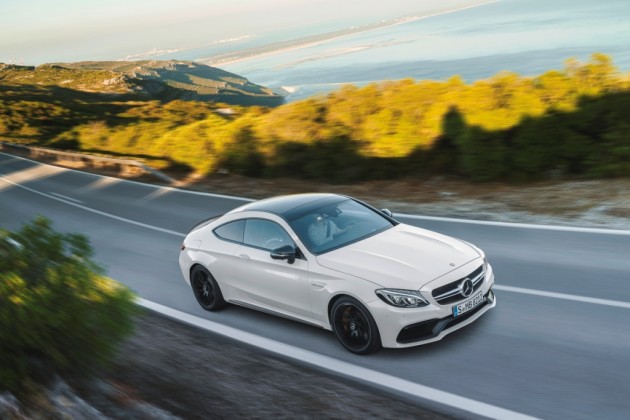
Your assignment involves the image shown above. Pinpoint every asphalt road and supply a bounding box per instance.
[2,152,630,419]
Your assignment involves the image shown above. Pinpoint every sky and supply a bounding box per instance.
[0,0,478,65]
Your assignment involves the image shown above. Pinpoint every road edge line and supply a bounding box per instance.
[137,298,538,420]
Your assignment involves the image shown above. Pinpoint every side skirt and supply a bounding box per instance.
[229,300,326,329]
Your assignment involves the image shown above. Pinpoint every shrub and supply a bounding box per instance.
[0,217,137,394]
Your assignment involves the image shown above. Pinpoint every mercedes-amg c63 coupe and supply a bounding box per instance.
[179,193,496,354]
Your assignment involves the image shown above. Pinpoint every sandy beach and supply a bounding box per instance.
[198,0,499,67]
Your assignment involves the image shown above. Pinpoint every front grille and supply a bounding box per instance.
[431,265,484,305]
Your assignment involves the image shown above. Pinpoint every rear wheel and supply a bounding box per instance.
[331,297,381,354]
[191,266,226,311]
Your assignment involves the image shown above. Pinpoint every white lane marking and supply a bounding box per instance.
[397,213,630,236]
[495,285,630,309]
[137,298,537,420]
[49,191,84,204]
[0,175,185,238]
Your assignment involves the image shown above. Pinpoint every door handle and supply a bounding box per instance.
[238,254,250,260]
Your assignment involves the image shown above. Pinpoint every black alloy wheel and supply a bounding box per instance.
[191,266,226,311]
[331,297,381,354]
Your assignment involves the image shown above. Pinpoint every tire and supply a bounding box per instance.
[190,266,226,311]
[331,297,381,354]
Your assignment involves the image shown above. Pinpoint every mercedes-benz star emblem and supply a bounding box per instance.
[459,278,474,297]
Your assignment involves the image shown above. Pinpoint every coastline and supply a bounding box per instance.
[200,0,500,67]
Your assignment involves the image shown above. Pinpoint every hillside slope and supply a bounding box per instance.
[0,60,284,106]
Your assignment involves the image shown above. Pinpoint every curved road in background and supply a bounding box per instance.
[2,153,630,419]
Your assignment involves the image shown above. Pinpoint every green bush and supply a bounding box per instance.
[0,217,137,394]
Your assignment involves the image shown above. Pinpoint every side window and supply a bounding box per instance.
[213,220,245,243]
[244,219,294,251]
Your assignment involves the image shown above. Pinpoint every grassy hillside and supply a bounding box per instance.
[1,54,629,183]
[0,60,284,106]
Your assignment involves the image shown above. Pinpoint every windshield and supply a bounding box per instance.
[289,198,394,254]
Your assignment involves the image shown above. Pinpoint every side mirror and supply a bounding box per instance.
[270,244,296,264]
[381,208,393,218]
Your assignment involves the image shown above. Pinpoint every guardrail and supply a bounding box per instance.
[0,142,174,183]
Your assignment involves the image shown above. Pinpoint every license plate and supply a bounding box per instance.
[452,291,485,317]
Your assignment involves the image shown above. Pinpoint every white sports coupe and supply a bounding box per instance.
[179,193,496,354]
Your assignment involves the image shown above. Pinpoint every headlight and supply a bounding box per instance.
[375,289,429,308]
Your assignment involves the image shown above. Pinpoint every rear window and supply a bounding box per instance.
[243,219,294,251]
[213,220,245,243]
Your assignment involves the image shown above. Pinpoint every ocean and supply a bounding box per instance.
[171,0,630,101]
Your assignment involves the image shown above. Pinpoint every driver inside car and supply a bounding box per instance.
[307,213,353,246]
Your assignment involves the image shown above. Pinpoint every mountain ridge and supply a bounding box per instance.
[0,60,284,106]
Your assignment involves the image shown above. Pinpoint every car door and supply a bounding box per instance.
[233,218,312,319]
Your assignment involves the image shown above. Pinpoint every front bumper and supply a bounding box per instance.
[396,289,495,344]
[369,265,496,348]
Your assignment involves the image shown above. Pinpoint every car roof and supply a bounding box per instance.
[235,193,348,220]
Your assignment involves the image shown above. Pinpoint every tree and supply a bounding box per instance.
[0,217,136,394]
[565,53,618,96]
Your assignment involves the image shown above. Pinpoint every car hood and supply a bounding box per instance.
[316,224,480,289]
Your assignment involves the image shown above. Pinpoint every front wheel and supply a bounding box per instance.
[331,297,381,354]
[190,266,226,311]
